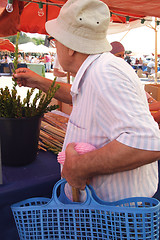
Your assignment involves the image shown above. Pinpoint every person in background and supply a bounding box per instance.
[50,54,55,69]
[14,0,160,203]
[24,54,30,63]
[44,53,52,72]
[137,66,146,78]
[28,53,32,63]
[0,55,5,63]
[135,58,139,64]
[147,58,155,74]
[125,55,132,65]
[30,56,35,63]
[110,41,125,58]
[32,56,39,63]
[139,57,143,65]
[18,53,23,63]
[5,53,14,75]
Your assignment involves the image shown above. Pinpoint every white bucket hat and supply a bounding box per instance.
[45,0,112,54]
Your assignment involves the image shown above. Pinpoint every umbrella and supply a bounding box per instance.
[0,38,15,51]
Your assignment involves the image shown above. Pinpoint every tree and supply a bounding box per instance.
[4,32,44,45]
[32,38,44,45]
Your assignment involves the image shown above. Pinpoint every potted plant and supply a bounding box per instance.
[0,32,60,166]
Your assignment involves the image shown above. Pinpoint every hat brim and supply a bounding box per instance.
[45,19,112,54]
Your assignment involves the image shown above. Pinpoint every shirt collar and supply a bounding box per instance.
[71,54,101,95]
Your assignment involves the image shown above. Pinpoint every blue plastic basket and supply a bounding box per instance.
[11,179,160,240]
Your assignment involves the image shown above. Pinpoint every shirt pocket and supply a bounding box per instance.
[66,119,87,143]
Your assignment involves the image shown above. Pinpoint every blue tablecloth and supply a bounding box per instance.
[0,150,61,240]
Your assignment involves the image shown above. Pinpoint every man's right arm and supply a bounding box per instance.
[14,68,72,104]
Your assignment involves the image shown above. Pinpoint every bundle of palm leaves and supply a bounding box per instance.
[38,112,69,154]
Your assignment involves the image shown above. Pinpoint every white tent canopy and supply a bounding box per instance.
[108,17,151,35]
[19,42,39,53]
[19,42,56,54]
[36,44,56,54]
[108,25,160,55]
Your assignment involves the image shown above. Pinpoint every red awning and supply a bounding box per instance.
[0,0,24,37]
[0,0,160,36]
[102,0,160,19]
[19,0,160,35]
[19,1,63,34]
[0,39,15,52]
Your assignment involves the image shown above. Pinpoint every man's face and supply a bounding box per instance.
[115,51,125,59]
[55,40,70,72]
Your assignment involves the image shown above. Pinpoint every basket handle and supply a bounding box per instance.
[50,178,93,206]
[72,187,80,202]
[87,184,114,206]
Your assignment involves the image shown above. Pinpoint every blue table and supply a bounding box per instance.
[0,63,9,73]
[0,63,11,76]
[0,150,61,240]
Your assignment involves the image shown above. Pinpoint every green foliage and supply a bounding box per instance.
[0,77,60,119]
[32,38,45,46]
[5,32,31,44]
[0,32,59,118]
[4,32,44,45]
[12,31,19,88]
[125,50,132,54]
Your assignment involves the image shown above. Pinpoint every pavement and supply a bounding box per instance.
[0,72,55,100]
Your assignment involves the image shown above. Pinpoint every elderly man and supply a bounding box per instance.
[14,0,160,202]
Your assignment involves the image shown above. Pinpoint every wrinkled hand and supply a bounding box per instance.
[13,68,42,89]
[61,143,88,190]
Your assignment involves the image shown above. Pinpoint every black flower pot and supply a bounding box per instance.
[0,115,42,166]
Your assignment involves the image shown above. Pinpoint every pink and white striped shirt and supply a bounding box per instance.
[63,52,160,202]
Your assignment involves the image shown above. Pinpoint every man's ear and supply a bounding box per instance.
[68,48,75,56]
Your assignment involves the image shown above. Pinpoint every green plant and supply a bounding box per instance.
[0,32,60,118]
